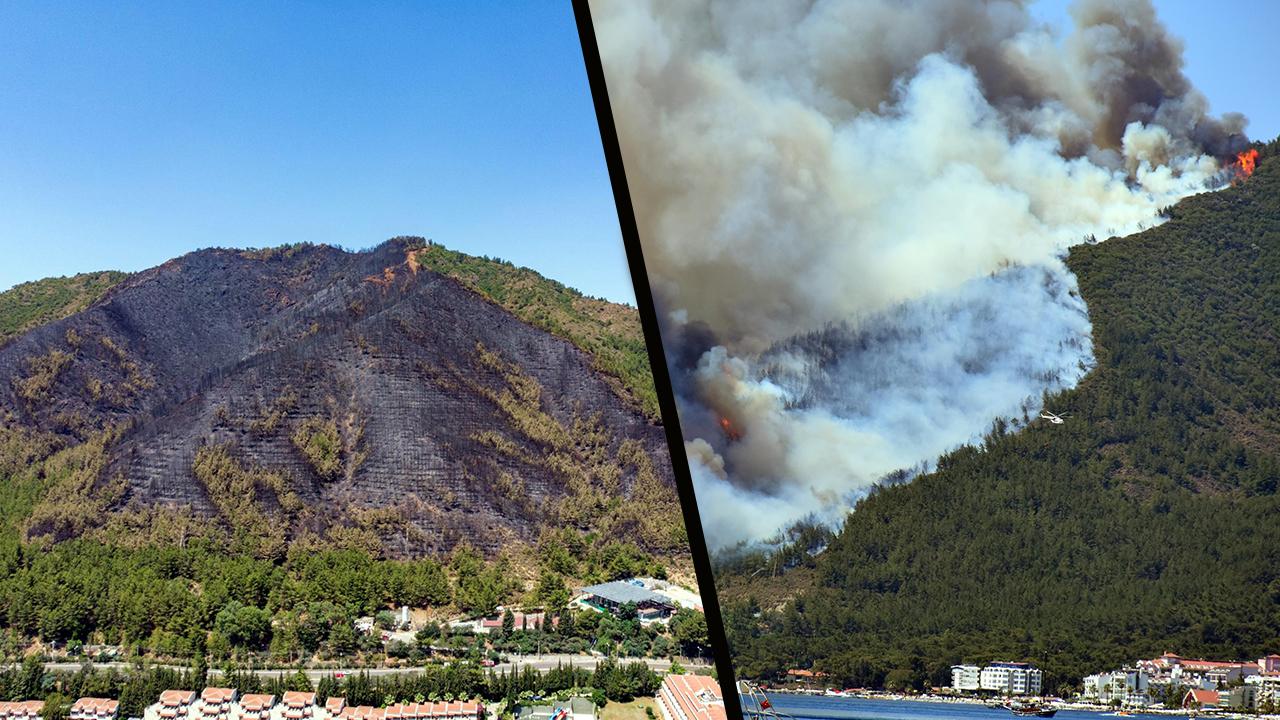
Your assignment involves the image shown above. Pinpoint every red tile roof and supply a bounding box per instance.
[337,703,482,720]
[159,692,197,707]
[202,689,236,704]
[281,693,316,709]
[660,675,726,720]
[71,699,119,715]
[239,695,275,712]
[1185,689,1219,706]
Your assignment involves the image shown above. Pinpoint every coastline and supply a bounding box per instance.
[753,688,1276,718]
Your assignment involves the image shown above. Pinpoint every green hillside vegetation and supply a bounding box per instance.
[0,272,128,344]
[717,142,1280,694]
[414,243,658,420]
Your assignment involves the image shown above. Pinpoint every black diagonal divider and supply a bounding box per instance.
[571,1,744,717]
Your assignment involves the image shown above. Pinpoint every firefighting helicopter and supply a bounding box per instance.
[1039,411,1067,425]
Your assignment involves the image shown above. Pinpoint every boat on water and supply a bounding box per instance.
[741,682,796,720]
[1003,701,1058,717]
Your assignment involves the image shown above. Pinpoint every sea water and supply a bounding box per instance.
[749,695,1192,720]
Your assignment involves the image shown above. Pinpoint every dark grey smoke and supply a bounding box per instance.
[593,0,1248,547]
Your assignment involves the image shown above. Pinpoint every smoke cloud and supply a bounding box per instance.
[591,0,1248,549]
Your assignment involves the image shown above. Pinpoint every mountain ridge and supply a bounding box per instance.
[0,238,682,563]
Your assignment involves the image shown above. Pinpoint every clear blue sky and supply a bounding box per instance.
[0,1,635,303]
[1030,0,1279,143]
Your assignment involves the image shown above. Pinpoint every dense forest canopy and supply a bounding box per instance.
[716,140,1280,694]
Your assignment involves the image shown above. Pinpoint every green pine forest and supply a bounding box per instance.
[716,140,1280,694]
[0,272,129,344]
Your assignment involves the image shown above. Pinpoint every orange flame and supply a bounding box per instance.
[1233,148,1259,181]
[719,416,742,441]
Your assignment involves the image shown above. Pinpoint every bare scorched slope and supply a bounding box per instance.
[0,239,679,558]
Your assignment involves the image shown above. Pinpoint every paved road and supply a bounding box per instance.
[37,655,708,682]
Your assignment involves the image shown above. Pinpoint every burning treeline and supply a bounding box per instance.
[592,0,1252,549]
[1233,148,1260,181]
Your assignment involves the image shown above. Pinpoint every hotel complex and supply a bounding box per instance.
[950,662,1043,696]
[1083,652,1280,709]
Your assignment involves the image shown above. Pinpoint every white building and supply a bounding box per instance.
[980,663,1043,696]
[1083,669,1151,707]
[951,665,981,692]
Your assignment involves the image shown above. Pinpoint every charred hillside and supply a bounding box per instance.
[717,143,1280,690]
[0,239,680,560]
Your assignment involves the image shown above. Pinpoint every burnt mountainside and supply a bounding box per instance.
[0,238,679,559]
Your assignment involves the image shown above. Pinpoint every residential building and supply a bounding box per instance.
[199,689,237,720]
[951,665,981,692]
[656,675,725,720]
[237,695,274,720]
[979,663,1042,696]
[578,581,675,621]
[71,698,120,720]
[274,692,317,720]
[323,699,345,719]
[514,698,596,720]
[1082,669,1150,706]
[1260,655,1280,674]
[146,690,197,720]
[0,701,47,720]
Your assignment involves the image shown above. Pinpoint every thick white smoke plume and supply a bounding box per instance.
[591,0,1249,549]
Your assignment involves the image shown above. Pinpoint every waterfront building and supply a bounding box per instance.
[951,666,981,692]
[1138,652,1257,689]
[979,662,1042,696]
[1082,669,1150,706]
[1183,689,1219,709]
[1221,686,1258,710]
